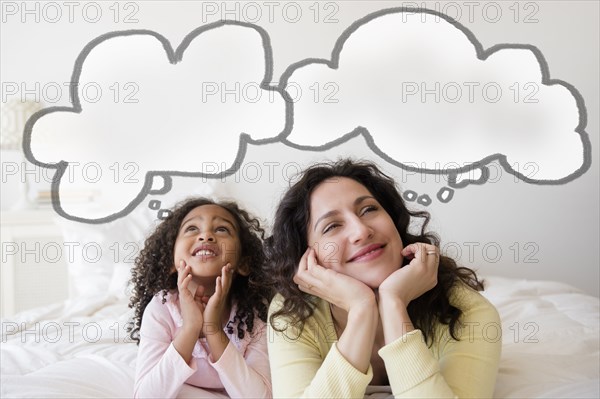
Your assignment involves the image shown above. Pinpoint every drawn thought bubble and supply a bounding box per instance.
[24,9,590,223]
[25,22,287,223]
[282,8,590,184]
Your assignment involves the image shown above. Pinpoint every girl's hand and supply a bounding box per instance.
[177,260,205,334]
[293,247,375,312]
[202,264,234,337]
[378,243,439,306]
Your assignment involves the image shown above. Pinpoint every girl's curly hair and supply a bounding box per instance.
[127,197,272,344]
[265,159,483,345]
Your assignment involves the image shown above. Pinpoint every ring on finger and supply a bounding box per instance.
[426,250,438,256]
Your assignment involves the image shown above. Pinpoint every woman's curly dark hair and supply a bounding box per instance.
[127,197,272,344]
[266,158,483,345]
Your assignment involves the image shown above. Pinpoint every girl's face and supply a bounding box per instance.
[173,204,242,279]
[306,177,404,289]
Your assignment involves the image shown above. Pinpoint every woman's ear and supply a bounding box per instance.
[236,258,251,276]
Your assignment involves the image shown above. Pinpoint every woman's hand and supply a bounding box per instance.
[293,247,375,312]
[378,243,439,305]
[294,247,378,373]
[177,260,205,335]
[377,243,438,343]
[202,264,233,337]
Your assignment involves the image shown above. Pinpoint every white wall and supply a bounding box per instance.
[1,1,598,296]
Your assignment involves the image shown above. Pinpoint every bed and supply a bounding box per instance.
[1,0,598,396]
[1,273,598,398]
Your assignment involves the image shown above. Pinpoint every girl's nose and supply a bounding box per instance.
[198,231,215,242]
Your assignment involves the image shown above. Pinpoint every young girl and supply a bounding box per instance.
[128,197,272,399]
[266,159,501,398]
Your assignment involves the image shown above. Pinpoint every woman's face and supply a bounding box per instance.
[173,204,242,279]
[306,177,404,288]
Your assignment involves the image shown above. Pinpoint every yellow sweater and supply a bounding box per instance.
[268,283,501,398]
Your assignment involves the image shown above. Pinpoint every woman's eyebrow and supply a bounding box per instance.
[313,210,339,232]
[354,195,374,205]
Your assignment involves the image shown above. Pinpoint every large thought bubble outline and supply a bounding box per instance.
[23,7,591,224]
[279,7,591,185]
[23,20,292,224]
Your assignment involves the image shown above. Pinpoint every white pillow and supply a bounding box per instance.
[56,203,154,298]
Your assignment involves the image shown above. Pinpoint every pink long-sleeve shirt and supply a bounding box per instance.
[134,292,271,399]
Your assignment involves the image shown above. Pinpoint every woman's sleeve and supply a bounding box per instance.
[379,290,502,398]
[210,321,272,398]
[268,300,373,398]
[133,299,196,399]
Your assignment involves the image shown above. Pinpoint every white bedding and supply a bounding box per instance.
[1,276,598,398]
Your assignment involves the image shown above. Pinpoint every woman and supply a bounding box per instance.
[266,159,501,398]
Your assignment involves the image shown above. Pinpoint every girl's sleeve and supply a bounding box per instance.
[268,298,373,398]
[379,290,502,398]
[210,320,272,398]
[133,299,196,399]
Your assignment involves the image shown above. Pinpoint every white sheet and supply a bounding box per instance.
[483,277,599,398]
[1,295,137,398]
[1,277,598,398]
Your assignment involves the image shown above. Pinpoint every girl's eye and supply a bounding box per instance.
[185,225,197,232]
[216,226,230,234]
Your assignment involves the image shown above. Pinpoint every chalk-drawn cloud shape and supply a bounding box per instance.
[25,22,287,223]
[281,8,590,184]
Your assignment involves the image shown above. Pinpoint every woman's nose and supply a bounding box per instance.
[349,217,373,243]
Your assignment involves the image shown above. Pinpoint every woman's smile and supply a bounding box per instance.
[347,243,386,263]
